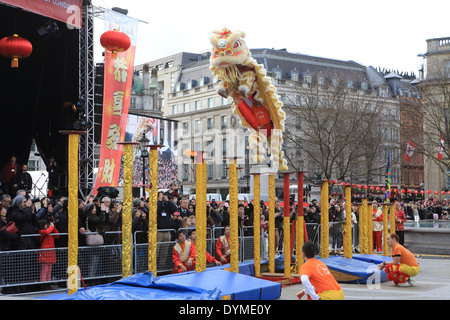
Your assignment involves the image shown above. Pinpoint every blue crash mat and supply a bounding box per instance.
[56,272,222,300]
[41,268,281,300]
[352,254,392,265]
[161,268,281,300]
[319,256,387,284]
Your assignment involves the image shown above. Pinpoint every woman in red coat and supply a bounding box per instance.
[37,219,59,284]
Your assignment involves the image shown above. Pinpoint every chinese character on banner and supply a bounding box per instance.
[106,124,121,150]
[113,90,124,116]
[101,158,116,184]
[114,57,128,83]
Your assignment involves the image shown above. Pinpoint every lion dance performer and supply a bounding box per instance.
[172,230,196,273]
[209,28,288,171]
[377,233,419,286]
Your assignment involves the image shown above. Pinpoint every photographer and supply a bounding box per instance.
[46,155,58,192]
[12,164,32,195]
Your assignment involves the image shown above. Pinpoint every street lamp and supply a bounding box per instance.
[139,131,150,198]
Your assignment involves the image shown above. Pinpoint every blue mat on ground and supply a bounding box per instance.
[59,271,222,300]
[40,268,281,300]
[319,256,387,284]
[352,254,392,265]
[160,268,281,300]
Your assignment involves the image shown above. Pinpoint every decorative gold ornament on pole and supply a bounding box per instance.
[226,157,240,273]
[196,152,207,273]
[268,173,276,273]
[59,130,85,295]
[146,144,163,276]
[250,172,261,277]
[117,142,139,278]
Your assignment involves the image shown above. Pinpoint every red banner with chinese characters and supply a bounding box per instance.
[0,0,82,28]
[92,9,138,195]
[93,47,136,194]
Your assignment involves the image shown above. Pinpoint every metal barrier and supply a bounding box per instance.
[0,222,337,294]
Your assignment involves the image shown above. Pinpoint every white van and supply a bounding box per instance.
[190,193,223,202]
[225,193,270,203]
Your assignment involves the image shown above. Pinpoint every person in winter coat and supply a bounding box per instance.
[37,219,59,289]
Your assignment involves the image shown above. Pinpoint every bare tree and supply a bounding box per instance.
[414,58,450,176]
[282,78,393,183]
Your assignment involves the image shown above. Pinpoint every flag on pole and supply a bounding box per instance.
[405,140,416,162]
[385,147,391,203]
[438,134,445,160]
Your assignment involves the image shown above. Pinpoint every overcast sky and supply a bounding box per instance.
[92,0,450,75]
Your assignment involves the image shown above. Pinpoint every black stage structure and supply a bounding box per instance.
[0,2,98,197]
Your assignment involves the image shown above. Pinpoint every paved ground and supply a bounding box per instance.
[279,255,450,300]
[2,255,449,301]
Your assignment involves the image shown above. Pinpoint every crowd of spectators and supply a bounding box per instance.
[2,166,450,293]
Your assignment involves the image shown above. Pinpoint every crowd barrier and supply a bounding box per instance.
[0,222,362,294]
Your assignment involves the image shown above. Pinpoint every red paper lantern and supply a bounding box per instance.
[364,185,368,190]
[357,185,362,189]
[0,34,32,68]
[376,187,380,192]
[442,191,446,196]
[414,190,418,194]
[427,190,431,194]
[401,189,405,194]
[434,190,439,195]
[334,180,338,184]
[394,188,398,193]
[100,29,131,60]
[382,188,385,192]
[370,186,374,191]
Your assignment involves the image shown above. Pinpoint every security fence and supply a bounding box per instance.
[0,222,363,294]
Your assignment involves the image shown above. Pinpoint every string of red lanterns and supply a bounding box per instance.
[323,179,448,197]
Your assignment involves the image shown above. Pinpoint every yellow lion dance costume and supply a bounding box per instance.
[209,28,288,171]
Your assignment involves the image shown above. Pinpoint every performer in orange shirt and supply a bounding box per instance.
[377,233,419,286]
[296,242,344,300]
[172,230,196,273]
[188,229,221,266]
[216,225,231,264]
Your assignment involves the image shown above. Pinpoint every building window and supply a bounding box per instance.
[274,71,282,79]
[291,73,299,82]
[361,82,368,90]
[172,105,177,115]
[194,120,201,133]
[183,103,189,113]
[182,122,189,135]
[208,97,214,108]
[207,118,214,129]
[318,77,325,85]
[347,81,353,88]
[222,138,227,156]
[195,100,201,110]
[182,164,189,181]
[221,116,227,129]
[304,76,311,83]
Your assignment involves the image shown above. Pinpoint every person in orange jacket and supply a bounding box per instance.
[216,225,231,264]
[188,229,221,266]
[172,230,195,273]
